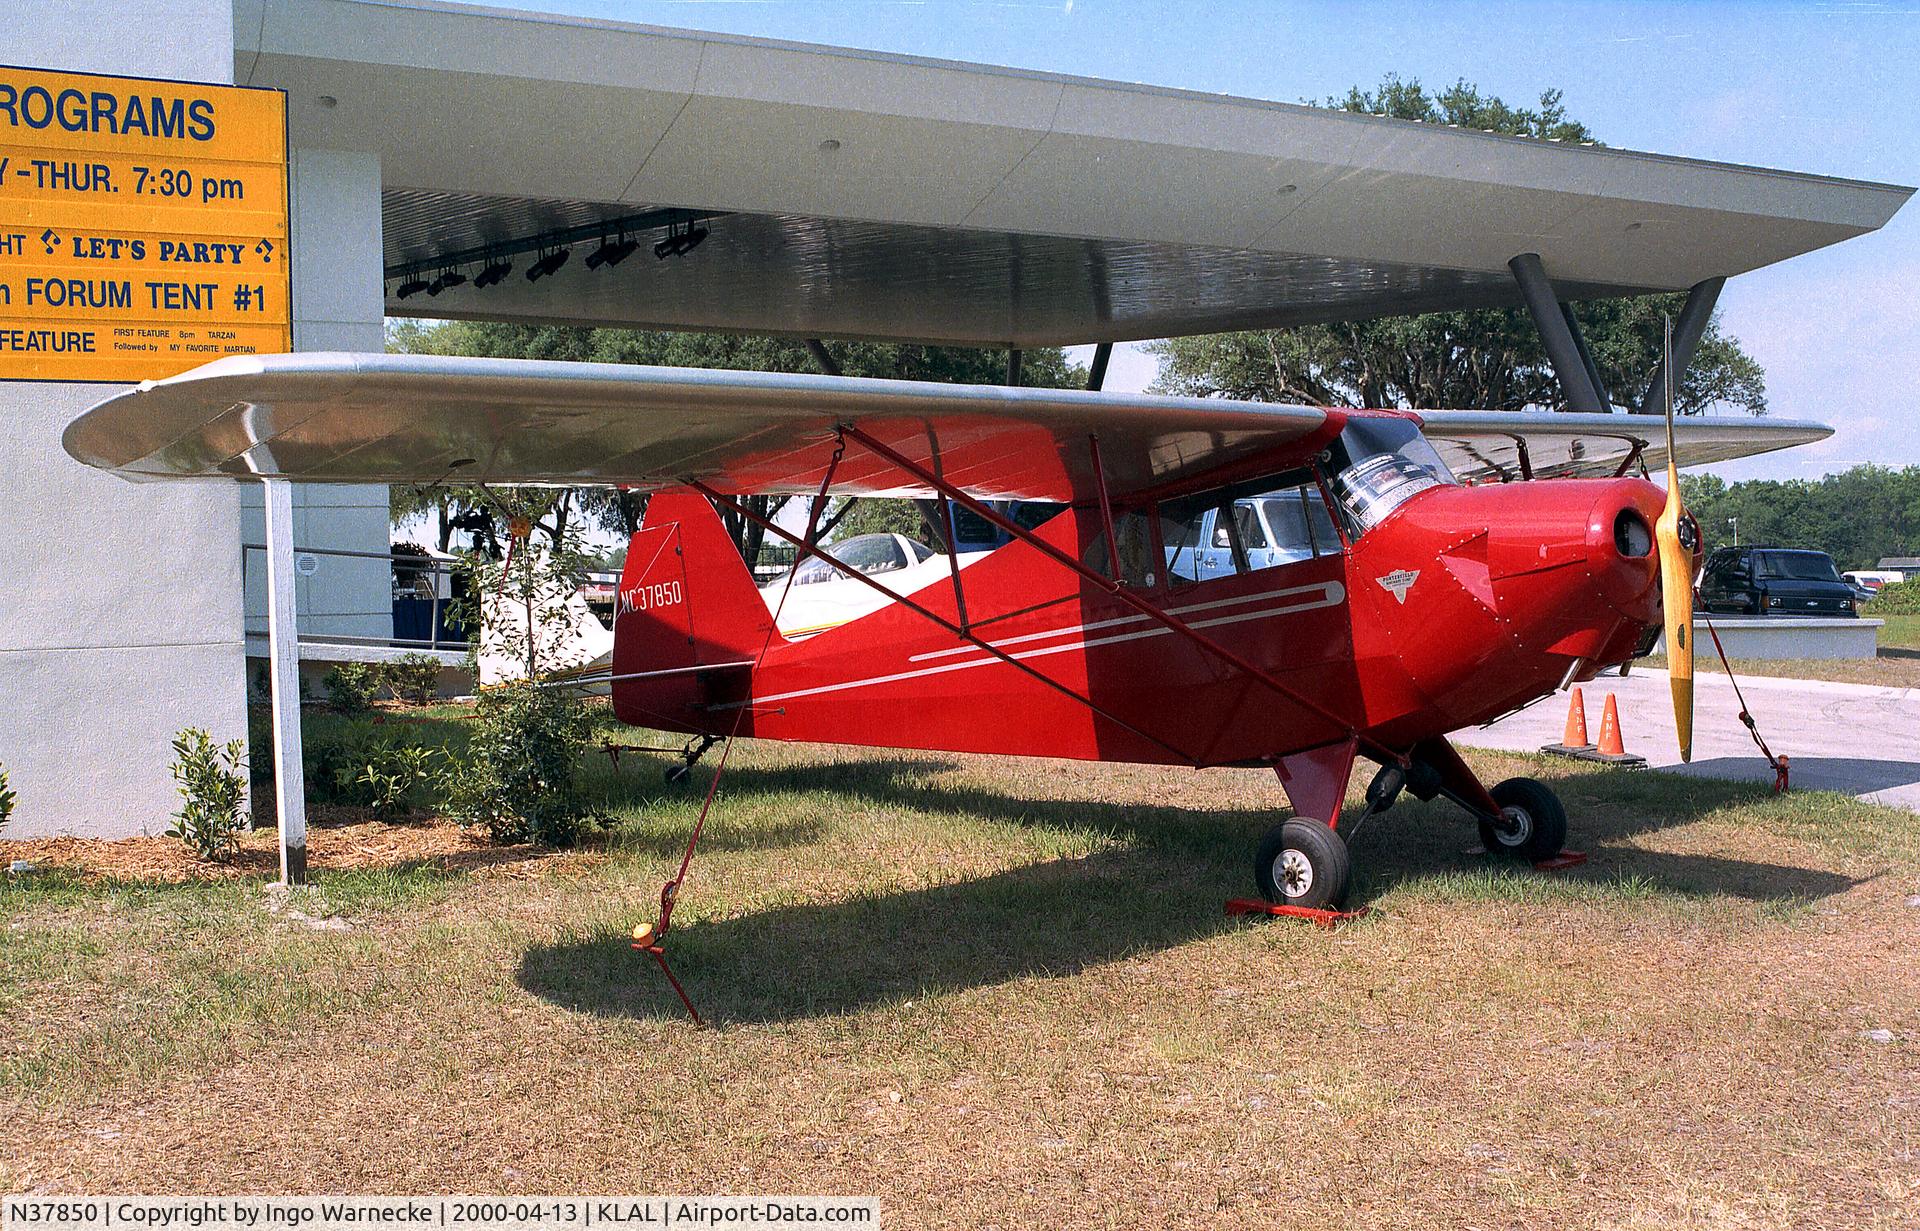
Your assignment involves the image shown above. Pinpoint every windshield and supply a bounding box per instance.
[1324,417,1455,535]
[1756,551,1841,582]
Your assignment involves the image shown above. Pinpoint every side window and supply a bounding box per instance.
[1252,486,1339,569]
[1081,510,1157,588]
[1231,503,1268,551]
[1012,501,1064,532]
[1159,472,1342,586]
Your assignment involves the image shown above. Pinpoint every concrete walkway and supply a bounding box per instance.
[1463,667,1920,812]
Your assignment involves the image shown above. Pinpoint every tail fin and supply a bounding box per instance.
[612,489,781,680]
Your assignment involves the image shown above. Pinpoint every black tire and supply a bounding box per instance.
[1480,777,1568,863]
[1254,819,1351,909]
[664,763,691,785]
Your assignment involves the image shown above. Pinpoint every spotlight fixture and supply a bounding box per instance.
[654,216,709,260]
[584,234,639,270]
[472,258,513,289]
[525,247,571,281]
[427,269,468,296]
[395,277,430,299]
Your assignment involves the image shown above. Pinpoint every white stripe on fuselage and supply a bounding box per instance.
[719,581,1345,709]
[905,581,1339,663]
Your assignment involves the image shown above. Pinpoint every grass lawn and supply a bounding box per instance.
[1642,653,1920,689]
[3,714,1918,1227]
[1877,611,1920,651]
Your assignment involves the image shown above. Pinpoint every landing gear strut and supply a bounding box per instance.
[664,733,719,785]
[1249,737,1576,911]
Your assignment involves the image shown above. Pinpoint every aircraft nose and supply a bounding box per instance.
[1585,480,1665,618]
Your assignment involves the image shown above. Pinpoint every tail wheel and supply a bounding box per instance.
[1254,819,1351,909]
[1481,777,1568,862]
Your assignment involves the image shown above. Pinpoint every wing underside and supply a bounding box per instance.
[62,352,1829,502]
[1417,409,1830,483]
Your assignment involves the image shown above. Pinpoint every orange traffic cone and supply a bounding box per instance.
[1539,687,1595,758]
[1593,692,1647,767]
[1596,693,1624,755]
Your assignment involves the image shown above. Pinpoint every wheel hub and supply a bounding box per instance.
[1494,804,1533,847]
[1278,848,1314,898]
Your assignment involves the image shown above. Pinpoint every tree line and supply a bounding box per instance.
[1681,467,1920,571]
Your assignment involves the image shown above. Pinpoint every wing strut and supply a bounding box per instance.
[837,425,1371,753]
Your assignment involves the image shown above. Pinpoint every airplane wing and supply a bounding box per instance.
[1416,409,1830,483]
[63,351,1829,501]
[62,351,1327,503]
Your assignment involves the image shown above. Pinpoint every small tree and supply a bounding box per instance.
[458,492,603,686]
[167,729,248,861]
[445,683,602,847]
[0,761,16,831]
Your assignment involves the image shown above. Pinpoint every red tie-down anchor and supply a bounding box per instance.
[631,876,704,1027]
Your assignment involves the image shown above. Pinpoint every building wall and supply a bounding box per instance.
[0,0,247,838]
[0,6,392,837]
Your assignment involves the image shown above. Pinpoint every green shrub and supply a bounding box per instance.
[0,761,15,831]
[304,722,444,818]
[1865,578,1920,615]
[323,661,380,714]
[382,653,443,706]
[355,743,447,821]
[446,683,603,847]
[167,729,248,861]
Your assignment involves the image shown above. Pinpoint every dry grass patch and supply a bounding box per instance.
[1645,651,1920,689]
[3,736,1917,1229]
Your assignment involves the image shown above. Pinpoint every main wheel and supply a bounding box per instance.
[1254,819,1351,909]
[1480,777,1568,862]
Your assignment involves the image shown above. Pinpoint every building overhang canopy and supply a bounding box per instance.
[239,0,1912,347]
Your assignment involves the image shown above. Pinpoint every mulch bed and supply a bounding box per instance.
[0,813,575,884]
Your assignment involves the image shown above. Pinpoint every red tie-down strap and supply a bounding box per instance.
[1700,612,1790,794]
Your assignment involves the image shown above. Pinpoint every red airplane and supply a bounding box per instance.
[65,353,1828,909]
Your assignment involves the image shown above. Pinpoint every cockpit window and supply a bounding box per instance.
[795,533,909,585]
[1159,469,1342,585]
[1324,417,1455,535]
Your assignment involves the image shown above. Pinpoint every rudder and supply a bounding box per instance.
[612,489,781,679]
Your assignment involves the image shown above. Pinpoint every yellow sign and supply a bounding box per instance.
[0,65,289,382]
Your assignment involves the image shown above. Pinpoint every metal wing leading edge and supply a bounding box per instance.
[61,352,1331,503]
[1416,409,1831,483]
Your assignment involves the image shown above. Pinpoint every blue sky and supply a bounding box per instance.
[515,0,1918,481]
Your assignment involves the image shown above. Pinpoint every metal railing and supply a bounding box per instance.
[240,542,471,654]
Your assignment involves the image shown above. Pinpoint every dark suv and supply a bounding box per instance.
[1698,546,1859,617]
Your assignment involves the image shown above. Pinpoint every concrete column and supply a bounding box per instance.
[240,148,391,653]
[0,0,246,838]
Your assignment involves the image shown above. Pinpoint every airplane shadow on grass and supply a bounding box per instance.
[517,753,1863,1024]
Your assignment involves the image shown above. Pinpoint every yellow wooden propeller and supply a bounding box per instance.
[1654,322,1694,762]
